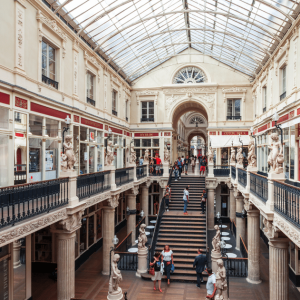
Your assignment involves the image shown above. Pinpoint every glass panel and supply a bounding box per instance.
[97,145,102,172]
[221,148,228,165]
[284,142,290,179]
[282,67,286,93]
[153,139,159,147]
[134,139,140,147]
[89,145,95,173]
[80,143,88,174]
[290,126,295,180]
[29,138,42,182]
[13,238,26,300]
[80,217,87,253]
[234,100,241,116]
[45,139,58,180]
[45,118,59,138]
[80,126,88,141]
[14,112,27,131]
[141,102,147,108]
[227,100,232,117]
[29,115,43,136]
[0,107,9,130]
[142,139,151,147]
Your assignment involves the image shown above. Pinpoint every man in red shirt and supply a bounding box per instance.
[155,154,162,175]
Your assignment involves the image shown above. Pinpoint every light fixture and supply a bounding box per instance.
[112,235,119,246]
[272,112,283,145]
[140,210,144,217]
[216,212,221,219]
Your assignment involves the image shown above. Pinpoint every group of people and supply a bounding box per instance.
[172,155,191,180]
[137,154,163,175]
[182,186,207,215]
[150,246,216,299]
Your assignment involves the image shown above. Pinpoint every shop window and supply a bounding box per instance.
[97,145,102,172]
[29,138,42,182]
[221,148,228,165]
[29,115,43,136]
[134,139,140,147]
[42,40,58,89]
[45,118,59,138]
[153,139,159,147]
[80,127,88,141]
[112,90,118,116]
[0,107,9,130]
[88,215,95,247]
[89,144,95,173]
[80,143,88,174]
[280,66,286,100]
[142,139,151,147]
[290,126,295,180]
[80,217,87,253]
[45,139,58,180]
[262,86,267,112]
[0,135,9,187]
[227,99,241,120]
[14,112,27,132]
[141,101,154,122]
[87,72,95,106]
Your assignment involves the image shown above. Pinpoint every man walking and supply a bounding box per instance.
[183,186,189,215]
[184,155,189,175]
[193,249,207,288]
[177,157,182,179]
[205,268,217,299]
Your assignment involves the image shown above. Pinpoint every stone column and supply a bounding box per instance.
[141,185,149,224]
[269,238,289,300]
[229,188,236,223]
[127,189,138,244]
[13,240,22,269]
[207,189,215,230]
[235,195,246,250]
[51,206,85,300]
[102,195,119,275]
[247,209,261,284]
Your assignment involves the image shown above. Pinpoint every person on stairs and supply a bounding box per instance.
[200,156,207,176]
[183,186,189,215]
[191,155,195,172]
[193,249,207,288]
[161,245,174,285]
[177,157,182,179]
[164,186,170,211]
[173,165,179,181]
[150,252,163,293]
[201,189,207,214]
[184,155,190,175]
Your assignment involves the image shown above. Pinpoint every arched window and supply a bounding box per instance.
[190,116,205,125]
[173,67,207,84]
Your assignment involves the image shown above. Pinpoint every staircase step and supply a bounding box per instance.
[141,273,207,283]
[158,233,205,238]
[156,243,205,249]
[159,229,206,234]
[157,238,205,243]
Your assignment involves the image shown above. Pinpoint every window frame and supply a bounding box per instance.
[226,98,241,121]
[42,40,56,81]
[141,101,154,122]
[86,72,95,100]
[112,89,118,116]
[262,86,267,112]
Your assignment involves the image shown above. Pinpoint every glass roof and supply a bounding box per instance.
[47,0,299,82]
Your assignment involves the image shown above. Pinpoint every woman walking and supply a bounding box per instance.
[161,245,174,285]
[150,252,163,292]
[191,155,196,173]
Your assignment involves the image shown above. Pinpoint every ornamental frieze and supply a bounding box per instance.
[163,87,217,94]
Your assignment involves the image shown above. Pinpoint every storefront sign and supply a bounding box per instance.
[164,132,171,136]
[0,92,10,105]
[271,112,289,126]
[73,115,80,123]
[15,97,28,109]
[31,102,69,119]
[134,133,159,137]
[222,131,248,135]
[209,132,217,135]
[109,127,123,134]
[258,124,268,132]
[81,117,103,129]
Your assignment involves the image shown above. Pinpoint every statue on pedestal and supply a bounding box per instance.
[236,147,243,165]
[137,224,147,249]
[61,135,76,171]
[164,146,170,163]
[247,139,257,167]
[208,146,213,164]
[230,146,236,163]
[105,140,114,166]
[108,254,123,298]
[129,143,136,164]
[212,225,221,253]
[144,149,149,163]
[268,132,283,174]
[215,259,228,300]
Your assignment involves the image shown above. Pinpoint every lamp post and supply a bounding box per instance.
[62,115,71,153]
[272,112,283,145]
[250,126,257,156]
[109,235,119,276]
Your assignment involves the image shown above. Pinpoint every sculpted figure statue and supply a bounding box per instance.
[129,143,136,164]
[137,224,147,249]
[212,225,221,253]
[144,149,149,163]
[236,147,243,165]
[247,139,257,167]
[164,146,170,162]
[215,259,228,300]
[208,146,213,164]
[109,254,123,294]
[105,140,114,166]
[268,132,283,174]
[230,146,236,163]
[62,135,76,171]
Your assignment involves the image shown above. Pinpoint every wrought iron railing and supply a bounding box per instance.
[214,165,230,177]
[116,252,138,271]
[115,167,134,187]
[115,232,133,253]
[136,165,147,179]
[87,97,95,106]
[148,164,164,176]
[280,91,286,101]
[250,172,268,202]
[223,258,248,277]
[238,168,247,188]
[227,115,241,121]
[77,171,110,200]
[42,74,58,89]
[257,170,268,177]
[112,110,118,116]
[240,235,248,259]
[231,166,236,180]
[14,164,26,185]
[0,178,69,228]
[141,117,154,122]
[274,180,300,228]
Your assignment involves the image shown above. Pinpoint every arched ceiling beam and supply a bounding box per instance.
[93,9,282,52]
[76,0,134,36]
[106,28,271,65]
[53,0,73,14]
[125,53,255,80]
[119,42,263,70]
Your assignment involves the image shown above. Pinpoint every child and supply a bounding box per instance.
[150,252,162,292]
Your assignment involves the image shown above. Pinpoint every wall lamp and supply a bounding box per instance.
[272,112,283,145]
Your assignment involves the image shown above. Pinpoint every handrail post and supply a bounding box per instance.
[105,166,116,190]
[267,172,285,211]
[60,171,78,207]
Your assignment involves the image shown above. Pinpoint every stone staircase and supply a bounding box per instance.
[142,172,208,283]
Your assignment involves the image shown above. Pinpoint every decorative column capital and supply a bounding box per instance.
[206,178,218,190]
[57,209,85,234]
[108,194,120,208]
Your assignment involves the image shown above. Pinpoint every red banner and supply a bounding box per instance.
[209,132,217,135]
[134,133,159,137]
[81,117,103,129]
[31,103,69,119]
[258,124,268,133]
[73,115,80,123]
[15,97,28,109]
[0,92,10,105]
[109,127,123,134]
[271,112,289,127]
[222,131,248,135]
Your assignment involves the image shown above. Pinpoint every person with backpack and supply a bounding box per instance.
[173,165,179,181]
[200,156,207,176]
[184,155,190,175]
[150,252,162,292]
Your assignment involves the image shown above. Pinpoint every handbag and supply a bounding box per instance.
[149,267,155,276]
[171,264,175,273]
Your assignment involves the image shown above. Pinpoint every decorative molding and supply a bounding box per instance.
[263,219,280,239]
[123,87,131,97]
[222,87,247,102]
[84,51,102,70]
[0,209,67,247]
[108,194,120,208]
[59,210,84,233]
[163,87,216,94]
[136,90,159,105]
[15,97,28,109]
[131,186,139,196]
[111,75,121,87]
[15,2,25,71]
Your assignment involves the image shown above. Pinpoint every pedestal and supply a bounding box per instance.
[13,240,21,269]
[163,163,169,178]
[107,287,124,300]
[136,247,148,277]
[211,251,222,274]
[229,188,236,223]
[105,165,116,190]
[207,163,214,178]
[60,171,79,207]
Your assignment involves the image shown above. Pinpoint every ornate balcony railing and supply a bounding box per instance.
[231,166,236,180]
[136,165,147,179]
[250,173,268,202]
[280,91,286,101]
[148,164,164,176]
[238,168,247,188]
[214,165,230,177]
[14,164,26,185]
[0,178,69,228]
[223,258,248,277]
[141,117,154,122]
[274,180,300,228]
[112,110,118,116]
[42,75,58,89]
[115,251,137,271]
[115,167,134,187]
[87,97,95,106]
[77,171,111,200]
[227,115,241,121]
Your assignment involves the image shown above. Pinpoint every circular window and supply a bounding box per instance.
[173,67,207,84]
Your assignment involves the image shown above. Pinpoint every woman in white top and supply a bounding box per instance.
[161,245,174,285]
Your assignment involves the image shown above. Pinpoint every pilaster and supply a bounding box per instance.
[235,194,245,250]
[206,178,218,230]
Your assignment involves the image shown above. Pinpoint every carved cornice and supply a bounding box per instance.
[123,86,131,97]
[222,87,247,102]
[136,90,159,105]
[84,51,103,69]
[84,191,111,208]
[0,209,67,247]
[263,219,280,239]
[206,178,218,189]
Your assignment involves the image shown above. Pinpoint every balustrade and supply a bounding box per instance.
[115,167,134,187]
[238,168,247,188]
[231,166,236,180]
[136,165,147,179]
[214,165,230,177]
[250,173,268,202]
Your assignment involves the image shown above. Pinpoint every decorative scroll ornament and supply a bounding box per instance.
[136,90,158,105]
[267,132,283,174]
[263,219,280,239]
[108,194,120,208]
[59,210,84,232]
[131,186,139,196]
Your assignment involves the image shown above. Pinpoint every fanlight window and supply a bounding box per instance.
[173,67,207,84]
[190,117,205,124]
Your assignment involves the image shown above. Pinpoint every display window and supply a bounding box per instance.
[0,135,9,187]
[0,107,9,129]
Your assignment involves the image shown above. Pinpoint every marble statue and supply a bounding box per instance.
[247,139,257,167]
[236,146,243,165]
[208,146,213,164]
[105,140,114,166]
[164,146,170,162]
[268,132,283,174]
[109,254,123,293]
[144,149,149,162]
[215,259,228,300]
[61,135,76,171]
[129,143,136,164]
[212,225,221,253]
[137,224,147,249]
[230,146,236,163]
